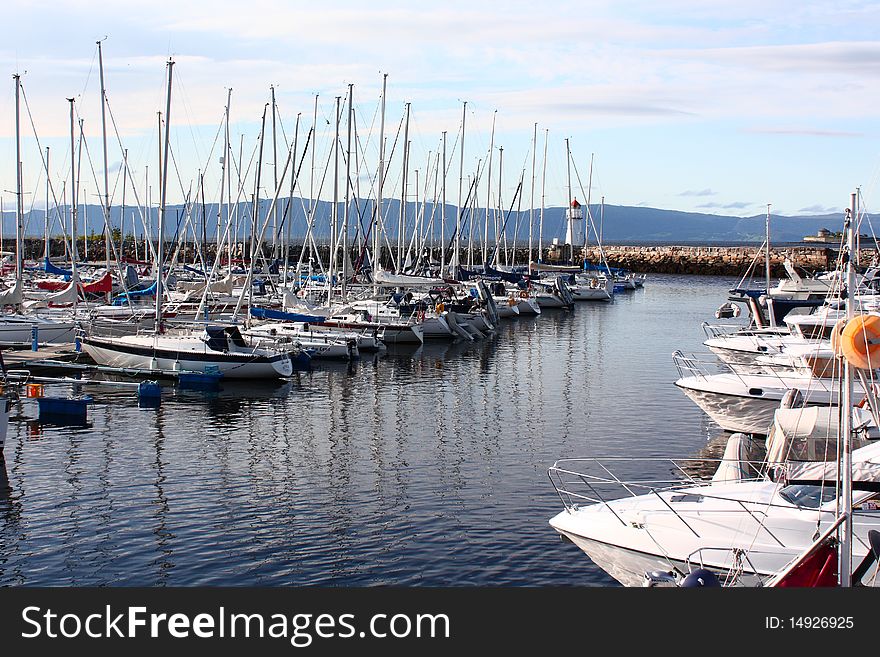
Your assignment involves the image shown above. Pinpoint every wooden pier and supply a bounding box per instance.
[0,344,80,371]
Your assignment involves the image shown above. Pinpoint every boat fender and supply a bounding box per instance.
[680,568,721,587]
[829,317,848,354]
[836,314,880,370]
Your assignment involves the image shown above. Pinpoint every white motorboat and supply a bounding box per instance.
[672,349,866,434]
[548,406,880,587]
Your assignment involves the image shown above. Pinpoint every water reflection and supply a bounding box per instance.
[0,274,745,586]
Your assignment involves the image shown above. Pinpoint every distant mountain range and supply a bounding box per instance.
[0,200,848,245]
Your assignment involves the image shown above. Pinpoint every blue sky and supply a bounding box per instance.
[1,0,879,220]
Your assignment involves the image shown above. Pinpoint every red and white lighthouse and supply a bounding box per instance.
[565,197,584,247]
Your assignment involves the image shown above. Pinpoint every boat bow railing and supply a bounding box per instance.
[548,456,768,517]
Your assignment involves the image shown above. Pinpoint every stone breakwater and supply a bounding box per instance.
[17,237,873,278]
[579,245,840,276]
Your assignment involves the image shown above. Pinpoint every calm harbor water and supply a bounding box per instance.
[0,273,744,586]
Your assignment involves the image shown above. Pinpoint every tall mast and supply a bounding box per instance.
[565,137,572,263]
[840,191,858,587]
[156,59,174,334]
[271,85,279,261]
[44,147,50,260]
[13,74,23,285]
[483,110,496,268]
[529,122,536,271]
[121,148,128,260]
[374,73,387,285]
[68,97,78,317]
[97,40,111,271]
[585,152,594,255]
[310,94,318,269]
[283,112,300,288]
[765,203,771,292]
[539,128,548,266]
[329,94,340,304]
[497,145,504,265]
[441,131,447,276]
[224,89,232,270]
[455,101,466,272]
[398,102,410,273]
[342,84,353,296]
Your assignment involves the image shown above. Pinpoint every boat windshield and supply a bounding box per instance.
[778,484,837,509]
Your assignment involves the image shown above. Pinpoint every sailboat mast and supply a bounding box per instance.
[283,112,300,289]
[97,40,111,272]
[45,147,50,260]
[398,102,410,273]
[440,130,446,275]
[585,152,593,255]
[121,148,128,260]
[455,101,466,273]
[329,94,340,304]
[840,191,858,587]
[529,123,536,271]
[565,138,572,263]
[376,74,387,282]
[68,97,78,317]
[497,145,504,265]
[271,85,279,261]
[765,203,771,292]
[13,74,23,285]
[342,83,353,296]
[539,128,548,266]
[483,110,496,268]
[156,59,174,334]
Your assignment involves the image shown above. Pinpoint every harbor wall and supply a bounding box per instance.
[576,245,837,276]
[17,237,869,277]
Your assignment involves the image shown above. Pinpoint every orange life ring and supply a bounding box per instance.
[519,290,528,299]
[436,303,445,313]
[836,314,880,370]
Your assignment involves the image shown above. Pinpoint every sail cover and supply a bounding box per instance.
[0,278,23,305]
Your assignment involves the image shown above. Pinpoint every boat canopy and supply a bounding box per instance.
[373,270,444,287]
[766,406,874,465]
[203,325,249,352]
[249,306,325,324]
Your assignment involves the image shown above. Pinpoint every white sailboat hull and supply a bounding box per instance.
[0,316,77,345]
[82,335,293,379]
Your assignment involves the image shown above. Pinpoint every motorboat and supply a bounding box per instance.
[548,405,880,587]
